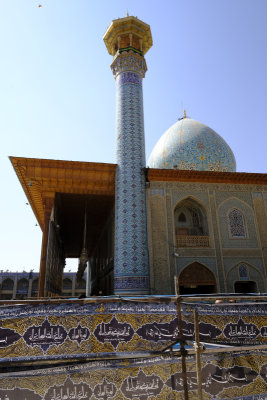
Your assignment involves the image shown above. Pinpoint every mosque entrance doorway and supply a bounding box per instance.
[234,281,257,293]
[179,262,216,295]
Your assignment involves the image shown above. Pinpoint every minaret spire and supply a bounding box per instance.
[104,16,153,295]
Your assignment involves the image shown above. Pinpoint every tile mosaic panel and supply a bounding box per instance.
[148,118,236,172]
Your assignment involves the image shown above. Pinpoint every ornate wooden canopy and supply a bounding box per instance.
[10,157,116,231]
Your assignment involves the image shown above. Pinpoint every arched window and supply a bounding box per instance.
[178,212,186,222]
[239,264,248,280]
[228,208,246,238]
[76,278,86,290]
[174,198,209,247]
[32,278,39,294]
[63,278,72,291]
[17,278,29,297]
[1,278,14,291]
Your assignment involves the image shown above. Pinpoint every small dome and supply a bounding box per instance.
[148,117,236,172]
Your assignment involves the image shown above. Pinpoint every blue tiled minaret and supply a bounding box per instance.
[104,16,153,295]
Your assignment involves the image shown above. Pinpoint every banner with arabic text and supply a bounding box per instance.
[0,351,266,399]
[0,300,266,363]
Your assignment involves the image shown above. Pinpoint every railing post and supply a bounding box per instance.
[175,275,189,400]
[194,310,203,399]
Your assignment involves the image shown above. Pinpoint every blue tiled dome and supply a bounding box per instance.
[148,117,236,172]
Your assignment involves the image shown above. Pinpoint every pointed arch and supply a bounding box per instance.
[173,195,209,214]
[226,262,264,293]
[226,261,264,281]
[174,197,209,247]
[218,196,253,212]
[17,278,29,292]
[62,278,72,291]
[179,262,216,294]
[178,212,186,222]
[16,278,29,299]
[76,278,86,290]
[32,278,39,296]
[1,278,14,291]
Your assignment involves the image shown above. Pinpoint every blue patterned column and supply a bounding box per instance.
[111,52,149,295]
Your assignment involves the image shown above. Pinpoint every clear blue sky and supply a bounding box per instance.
[0,0,266,272]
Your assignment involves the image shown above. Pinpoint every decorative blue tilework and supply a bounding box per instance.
[114,276,149,292]
[117,72,142,86]
[113,67,149,295]
[148,118,236,172]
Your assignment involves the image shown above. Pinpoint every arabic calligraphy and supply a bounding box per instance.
[165,371,198,391]
[224,318,260,342]
[105,303,178,315]
[166,364,258,396]
[94,316,134,349]
[44,377,92,400]
[0,300,266,365]
[23,318,67,352]
[121,370,163,399]
[136,318,179,342]
[193,302,267,317]
[201,364,258,396]
[0,352,266,399]
[137,318,196,342]
[93,378,117,400]
[68,323,90,345]
[198,322,222,341]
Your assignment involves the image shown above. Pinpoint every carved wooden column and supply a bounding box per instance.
[38,195,54,298]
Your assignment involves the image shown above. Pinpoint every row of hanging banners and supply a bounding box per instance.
[0,298,266,399]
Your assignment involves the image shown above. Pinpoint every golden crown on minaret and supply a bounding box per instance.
[103,15,153,56]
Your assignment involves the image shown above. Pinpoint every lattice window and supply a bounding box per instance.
[1,278,14,291]
[239,264,248,280]
[63,278,72,290]
[228,208,247,238]
[178,212,186,222]
[191,208,200,227]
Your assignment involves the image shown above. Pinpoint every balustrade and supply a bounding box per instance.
[176,235,209,248]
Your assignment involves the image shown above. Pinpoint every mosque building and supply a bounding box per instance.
[10,15,267,298]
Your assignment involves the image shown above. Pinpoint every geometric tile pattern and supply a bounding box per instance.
[148,117,236,172]
[112,64,149,294]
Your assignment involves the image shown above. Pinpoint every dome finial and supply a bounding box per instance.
[183,109,187,118]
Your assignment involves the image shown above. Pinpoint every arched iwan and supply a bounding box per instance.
[179,262,216,294]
